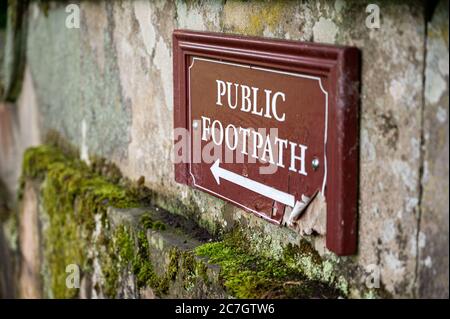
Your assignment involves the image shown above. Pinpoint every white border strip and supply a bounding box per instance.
[187,57,329,222]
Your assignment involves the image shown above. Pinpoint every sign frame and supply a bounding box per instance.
[173,30,360,255]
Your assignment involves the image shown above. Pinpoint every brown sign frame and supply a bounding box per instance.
[173,30,360,255]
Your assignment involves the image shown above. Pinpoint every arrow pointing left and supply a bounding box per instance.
[210,159,296,207]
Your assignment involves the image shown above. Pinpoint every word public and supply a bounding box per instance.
[200,80,309,176]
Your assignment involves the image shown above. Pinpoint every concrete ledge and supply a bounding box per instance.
[107,206,227,298]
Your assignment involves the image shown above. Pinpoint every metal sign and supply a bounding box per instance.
[173,30,360,255]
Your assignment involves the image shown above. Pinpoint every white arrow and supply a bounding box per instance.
[210,159,296,207]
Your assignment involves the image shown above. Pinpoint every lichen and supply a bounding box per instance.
[224,0,286,36]
[282,241,352,296]
[247,2,284,35]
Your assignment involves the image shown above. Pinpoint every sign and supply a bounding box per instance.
[173,30,360,255]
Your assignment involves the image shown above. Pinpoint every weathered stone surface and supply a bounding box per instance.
[3,0,433,298]
[0,67,41,198]
[418,0,449,299]
[0,0,448,298]
[107,206,227,298]
[14,142,343,299]
[18,181,42,298]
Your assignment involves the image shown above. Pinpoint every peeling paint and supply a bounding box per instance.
[291,192,327,236]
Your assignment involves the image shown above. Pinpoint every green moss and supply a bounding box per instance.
[167,248,180,281]
[90,155,123,185]
[132,230,155,289]
[116,226,135,264]
[195,230,343,299]
[106,225,177,297]
[132,231,182,295]
[21,145,140,298]
[20,144,348,299]
[141,213,166,231]
[20,144,185,298]
[106,223,217,297]
[22,145,66,179]
[44,130,80,159]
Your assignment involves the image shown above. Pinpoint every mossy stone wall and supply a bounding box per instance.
[18,144,351,299]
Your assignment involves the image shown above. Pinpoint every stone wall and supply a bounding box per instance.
[0,0,448,298]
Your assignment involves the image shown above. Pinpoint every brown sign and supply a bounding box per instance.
[173,30,360,255]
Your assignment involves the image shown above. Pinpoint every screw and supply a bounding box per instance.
[312,158,320,171]
[192,120,199,129]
